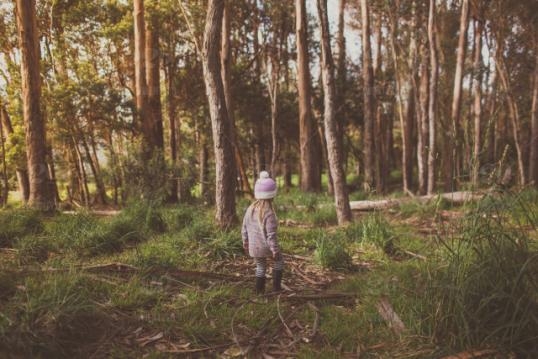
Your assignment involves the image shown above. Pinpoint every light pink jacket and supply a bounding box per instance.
[241,204,279,258]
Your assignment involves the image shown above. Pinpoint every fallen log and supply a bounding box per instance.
[350,191,485,211]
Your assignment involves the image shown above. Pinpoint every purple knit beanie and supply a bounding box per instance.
[254,171,277,200]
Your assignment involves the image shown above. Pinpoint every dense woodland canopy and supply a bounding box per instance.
[0,0,537,226]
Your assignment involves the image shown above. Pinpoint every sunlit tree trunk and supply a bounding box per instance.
[360,0,375,191]
[222,2,252,197]
[0,109,7,206]
[471,19,483,187]
[15,0,55,211]
[202,0,237,228]
[427,0,438,195]
[496,49,526,186]
[417,43,429,195]
[296,0,321,192]
[134,0,152,154]
[446,0,469,191]
[530,47,538,187]
[317,0,351,224]
[0,104,30,202]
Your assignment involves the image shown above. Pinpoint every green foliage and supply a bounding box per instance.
[313,231,353,271]
[0,210,44,247]
[14,236,50,264]
[207,229,244,260]
[360,213,393,251]
[427,195,538,356]
[161,205,198,233]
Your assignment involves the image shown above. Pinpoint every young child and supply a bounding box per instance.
[242,171,283,294]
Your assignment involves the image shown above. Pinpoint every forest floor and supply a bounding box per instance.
[0,189,537,358]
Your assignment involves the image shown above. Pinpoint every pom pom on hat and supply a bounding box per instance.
[254,171,277,199]
[259,170,270,179]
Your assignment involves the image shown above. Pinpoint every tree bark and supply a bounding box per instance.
[359,0,375,192]
[133,0,152,154]
[296,0,321,192]
[496,50,526,186]
[15,0,55,211]
[530,47,538,187]
[427,0,438,195]
[145,10,164,150]
[317,0,352,224]
[447,0,469,191]
[222,2,252,197]
[0,104,30,202]
[417,43,429,195]
[0,109,8,206]
[471,19,483,187]
[202,0,237,228]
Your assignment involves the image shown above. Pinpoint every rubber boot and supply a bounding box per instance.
[255,276,266,295]
[273,269,283,292]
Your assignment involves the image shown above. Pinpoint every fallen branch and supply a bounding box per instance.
[402,250,427,261]
[376,296,406,335]
[440,349,499,359]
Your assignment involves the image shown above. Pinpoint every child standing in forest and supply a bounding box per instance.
[242,171,283,294]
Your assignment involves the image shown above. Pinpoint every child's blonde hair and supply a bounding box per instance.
[251,199,274,225]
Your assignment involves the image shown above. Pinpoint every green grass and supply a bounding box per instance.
[0,189,536,357]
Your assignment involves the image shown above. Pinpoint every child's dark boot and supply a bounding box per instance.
[273,269,283,292]
[255,276,266,295]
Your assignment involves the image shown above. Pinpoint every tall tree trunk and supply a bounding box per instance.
[427,0,438,195]
[0,104,30,202]
[447,0,469,191]
[165,60,179,202]
[296,0,321,192]
[0,110,7,206]
[471,19,483,186]
[202,0,237,228]
[222,2,252,197]
[417,43,429,195]
[317,0,351,224]
[497,50,526,186]
[530,47,538,187]
[15,0,55,211]
[145,10,164,150]
[133,0,152,154]
[360,0,375,191]
[335,0,346,139]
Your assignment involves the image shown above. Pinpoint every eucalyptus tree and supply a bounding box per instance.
[202,0,237,228]
[14,0,55,210]
[316,0,352,224]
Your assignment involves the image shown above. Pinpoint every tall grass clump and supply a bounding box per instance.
[0,210,43,247]
[313,231,352,271]
[427,194,538,356]
[0,273,115,357]
[360,213,393,252]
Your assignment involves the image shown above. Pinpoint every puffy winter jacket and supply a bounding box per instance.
[241,203,279,258]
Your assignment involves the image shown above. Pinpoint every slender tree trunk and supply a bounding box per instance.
[360,0,375,191]
[202,0,237,228]
[317,0,351,224]
[447,0,469,191]
[0,111,8,206]
[165,61,179,202]
[133,0,152,153]
[530,47,538,187]
[73,137,89,206]
[222,2,252,197]
[471,19,483,186]
[145,11,164,150]
[15,0,54,211]
[417,43,429,195]
[0,104,30,202]
[335,0,346,139]
[497,51,526,186]
[427,0,438,195]
[296,0,321,192]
